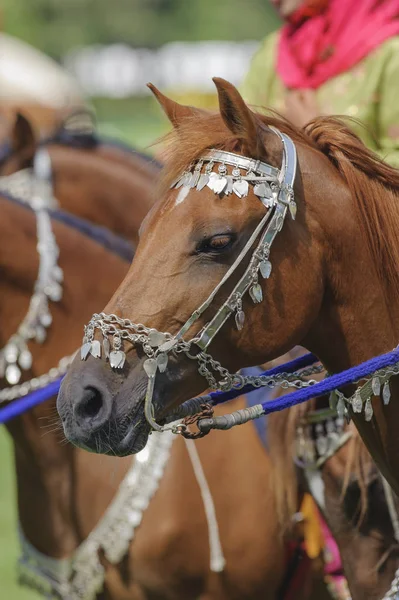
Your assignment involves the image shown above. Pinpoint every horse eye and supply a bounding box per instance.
[197,233,235,254]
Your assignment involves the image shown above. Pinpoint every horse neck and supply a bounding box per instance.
[302,181,399,491]
[49,144,157,244]
[7,405,131,558]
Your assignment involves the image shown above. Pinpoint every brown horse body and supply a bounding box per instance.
[57,80,399,597]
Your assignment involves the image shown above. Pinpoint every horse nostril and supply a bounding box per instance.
[75,386,104,423]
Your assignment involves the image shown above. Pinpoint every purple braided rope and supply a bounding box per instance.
[260,347,399,414]
[0,378,63,424]
[201,347,399,415]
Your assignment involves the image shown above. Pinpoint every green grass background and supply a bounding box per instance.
[0,103,166,599]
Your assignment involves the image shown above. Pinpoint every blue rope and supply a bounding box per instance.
[205,347,399,414]
[0,378,63,424]
[2,347,399,425]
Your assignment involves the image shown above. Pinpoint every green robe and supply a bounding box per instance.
[242,32,399,167]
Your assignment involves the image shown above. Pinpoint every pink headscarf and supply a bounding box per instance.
[277,0,399,89]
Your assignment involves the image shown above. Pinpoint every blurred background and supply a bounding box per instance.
[2,0,280,147]
[0,1,279,597]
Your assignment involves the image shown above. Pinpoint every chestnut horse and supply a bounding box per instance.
[1,194,328,598]
[0,111,159,245]
[57,79,399,595]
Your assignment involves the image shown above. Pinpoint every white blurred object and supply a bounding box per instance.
[0,33,85,108]
[65,41,259,98]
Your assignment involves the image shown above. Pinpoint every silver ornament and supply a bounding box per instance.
[156,353,168,373]
[143,358,157,377]
[249,283,263,304]
[80,342,92,361]
[90,340,101,358]
[364,397,373,422]
[233,179,249,198]
[383,382,391,406]
[109,350,126,369]
[235,310,245,331]
[352,389,363,413]
[259,260,272,279]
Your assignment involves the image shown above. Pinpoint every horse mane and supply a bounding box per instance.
[305,116,399,300]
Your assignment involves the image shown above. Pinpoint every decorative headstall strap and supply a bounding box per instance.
[0,149,63,388]
[82,127,304,434]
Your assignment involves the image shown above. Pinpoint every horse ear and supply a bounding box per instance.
[213,77,262,155]
[147,83,199,128]
[12,112,36,161]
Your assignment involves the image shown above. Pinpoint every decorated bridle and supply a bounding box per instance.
[81,127,320,432]
[0,150,67,389]
[0,150,74,401]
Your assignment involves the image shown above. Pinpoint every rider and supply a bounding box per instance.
[242,0,399,167]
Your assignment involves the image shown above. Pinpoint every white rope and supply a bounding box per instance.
[381,476,399,544]
[184,438,225,573]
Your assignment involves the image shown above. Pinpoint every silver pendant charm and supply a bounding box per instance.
[371,376,380,396]
[5,344,18,363]
[35,326,46,344]
[235,310,245,331]
[40,312,52,327]
[103,337,110,358]
[364,397,373,422]
[90,340,101,358]
[190,166,202,188]
[143,358,157,378]
[289,201,297,220]
[249,283,263,304]
[109,350,126,369]
[208,173,227,195]
[81,342,92,361]
[159,339,178,353]
[337,396,346,419]
[329,390,338,411]
[175,172,190,189]
[233,179,249,198]
[53,266,64,282]
[259,260,272,279]
[352,389,363,413]
[156,353,168,373]
[254,182,272,199]
[225,177,234,195]
[6,364,21,385]
[18,350,32,370]
[383,382,391,406]
[148,330,166,348]
[197,173,210,191]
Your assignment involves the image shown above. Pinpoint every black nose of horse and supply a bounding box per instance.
[72,384,112,434]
